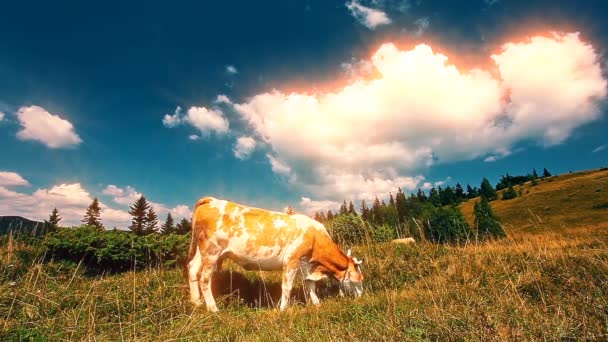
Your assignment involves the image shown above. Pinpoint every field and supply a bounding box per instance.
[2,170,608,340]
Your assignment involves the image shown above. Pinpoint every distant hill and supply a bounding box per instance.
[0,216,46,236]
[460,168,608,233]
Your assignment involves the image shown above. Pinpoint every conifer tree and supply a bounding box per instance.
[479,177,498,201]
[175,218,191,234]
[474,196,506,240]
[82,197,104,230]
[542,168,552,178]
[326,210,334,221]
[454,183,465,202]
[429,187,441,207]
[144,207,159,235]
[417,188,427,202]
[129,195,150,236]
[372,196,383,225]
[360,200,370,222]
[46,207,62,233]
[285,206,296,215]
[502,185,517,200]
[389,193,395,207]
[339,201,348,215]
[160,212,176,235]
[532,168,539,179]
[348,201,356,215]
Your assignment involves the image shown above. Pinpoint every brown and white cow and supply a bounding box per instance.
[186,197,364,312]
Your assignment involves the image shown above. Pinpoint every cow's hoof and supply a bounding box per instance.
[191,300,203,307]
[207,305,219,313]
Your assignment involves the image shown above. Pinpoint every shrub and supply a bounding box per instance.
[326,214,370,245]
[423,206,472,244]
[44,225,189,273]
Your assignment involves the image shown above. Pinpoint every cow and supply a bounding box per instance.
[186,197,364,312]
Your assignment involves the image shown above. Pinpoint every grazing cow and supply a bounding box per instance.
[186,197,364,312]
[392,237,416,245]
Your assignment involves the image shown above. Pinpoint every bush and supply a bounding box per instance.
[44,226,189,273]
[423,206,472,244]
[326,214,370,245]
[502,186,517,200]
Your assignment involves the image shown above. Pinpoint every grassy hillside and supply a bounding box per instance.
[1,169,607,340]
[460,168,608,232]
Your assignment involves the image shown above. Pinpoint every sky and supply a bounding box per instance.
[1,0,607,228]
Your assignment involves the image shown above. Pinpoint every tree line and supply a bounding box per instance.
[44,196,192,235]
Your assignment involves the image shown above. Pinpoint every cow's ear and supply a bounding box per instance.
[347,249,352,257]
[353,257,363,265]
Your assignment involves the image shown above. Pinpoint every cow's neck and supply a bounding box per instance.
[311,234,349,278]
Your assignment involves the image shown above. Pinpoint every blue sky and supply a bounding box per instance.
[0,0,607,227]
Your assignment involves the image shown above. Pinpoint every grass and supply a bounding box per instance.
[2,169,608,340]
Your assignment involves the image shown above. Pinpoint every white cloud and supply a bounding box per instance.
[299,197,340,215]
[162,105,229,136]
[483,147,512,162]
[0,111,4,121]
[189,134,200,140]
[233,136,257,160]
[162,106,183,128]
[0,182,130,228]
[593,145,606,153]
[226,65,238,74]
[413,17,429,37]
[215,94,233,105]
[102,184,192,221]
[346,0,391,29]
[0,171,30,187]
[16,105,82,148]
[234,32,606,205]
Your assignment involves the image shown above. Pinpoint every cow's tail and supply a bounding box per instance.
[183,197,214,281]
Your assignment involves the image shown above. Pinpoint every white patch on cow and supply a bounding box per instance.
[274,218,287,229]
[210,199,228,231]
[292,214,330,236]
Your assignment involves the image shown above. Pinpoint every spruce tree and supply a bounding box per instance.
[474,196,506,240]
[428,187,441,207]
[532,168,539,179]
[144,207,159,235]
[360,200,370,222]
[417,188,427,202]
[395,188,407,221]
[372,196,382,225]
[454,183,465,202]
[46,207,62,233]
[286,206,296,215]
[129,195,150,236]
[175,218,191,234]
[339,201,348,215]
[326,210,334,221]
[348,201,356,215]
[82,198,104,230]
[502,185,517,200]
[479,177,498,201]
[542,168,552,178]
[160,212,176,235]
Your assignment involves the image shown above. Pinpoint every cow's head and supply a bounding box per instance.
[341,249,364,297]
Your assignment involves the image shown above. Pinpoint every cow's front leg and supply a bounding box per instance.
[279,266,298,311]
[304,280,321,306]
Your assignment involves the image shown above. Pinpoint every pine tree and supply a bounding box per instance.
[339,201,348,215]
[542,168,552,178]
[285,206,296,215]
[454,183,465,202]
[372,196,382,225]
[326,210,334,221]
[474,196,506,240]
[348,201,356,215]
[429,187,441,207]
[479,177,498,201]
[313,212,323,223]
[46,207,61,233]
[502,185,517,200]
[144,207,159,235]
[82,198,103,230]
[175,218,191,235]
[360,200,370,222]
[129,195,150,236]
[389,193,395,207]
[532,168,539,179]
[417,188,427,202]
[160,212,176,235]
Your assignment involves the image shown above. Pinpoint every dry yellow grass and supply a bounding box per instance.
[460,168,608,232]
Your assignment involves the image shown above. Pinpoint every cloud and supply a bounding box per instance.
[299,197,340,215]
[593,145,606,153]
[346,0,391,29]
[226,65,238,75]
[16,105,82,148]
[162,106,183,128]
[233,136,257,160]
[215,94,233,105]
[0,182,130,228]
[483,147,512,162]
[0,171,30,187]
[0,111,4,121]
[413,17,429,37]
[162,106,229,136]
[102,184,192,221]
[234,32,607,204]
[189,134,200,141]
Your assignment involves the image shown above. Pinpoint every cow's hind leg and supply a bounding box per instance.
[279,264,298,311]
[187,247,203,306]
[304,280,321,306]
[198,244,222,312]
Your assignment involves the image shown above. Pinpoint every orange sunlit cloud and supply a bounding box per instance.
[233,32,607,208]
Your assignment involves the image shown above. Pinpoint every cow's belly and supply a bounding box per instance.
[230,254,284,271]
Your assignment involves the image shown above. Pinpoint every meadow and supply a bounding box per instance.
[1,170,607,341]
